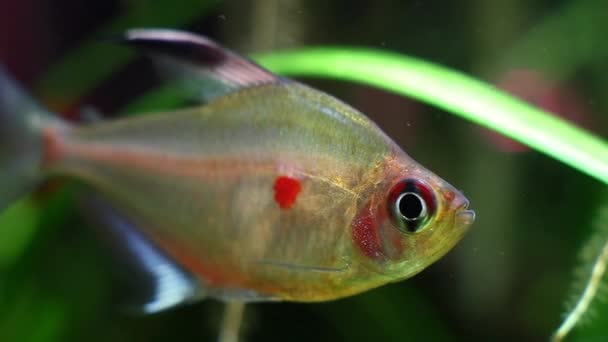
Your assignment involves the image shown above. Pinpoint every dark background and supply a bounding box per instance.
[1,0,607,341]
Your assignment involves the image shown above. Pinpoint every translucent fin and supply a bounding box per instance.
[81,193,205,314]
[0,65,57,212]
[118,28,279,102]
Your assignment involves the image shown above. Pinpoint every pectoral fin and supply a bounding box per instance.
[117,28,279,102]
[257,260,350,273]
[81,193,205,314]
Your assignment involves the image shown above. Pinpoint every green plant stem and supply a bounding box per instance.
[253,48,608,185]
[552,234,608,341]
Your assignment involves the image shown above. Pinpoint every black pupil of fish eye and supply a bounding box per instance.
[398,192,424,221]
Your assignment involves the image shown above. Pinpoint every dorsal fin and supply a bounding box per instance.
[119,28,279,102]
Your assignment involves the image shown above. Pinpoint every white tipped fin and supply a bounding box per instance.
[118,28,280,102]
[81,194,206,313]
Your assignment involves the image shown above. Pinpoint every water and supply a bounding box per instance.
[0,1,606,341]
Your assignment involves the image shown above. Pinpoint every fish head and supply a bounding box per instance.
[351,148,474,279]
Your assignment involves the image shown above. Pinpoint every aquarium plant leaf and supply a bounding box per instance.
[253,48,608,185]
[119,84,187,115]
[554,231,608,341]
[553,200,608,341]
[0,199,39,269]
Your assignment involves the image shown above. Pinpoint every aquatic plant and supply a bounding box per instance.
[256,48,608,184]
[3,46,607,342]
[553,196,608,341]
[1,1,608,341]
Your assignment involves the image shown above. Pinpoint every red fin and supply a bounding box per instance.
[273,176,302,209]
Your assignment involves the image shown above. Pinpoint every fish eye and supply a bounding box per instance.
[388,179,436,234]
[396,192,426,221]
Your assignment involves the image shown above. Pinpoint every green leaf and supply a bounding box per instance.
[253,48,608,185]
[0,199,40,269]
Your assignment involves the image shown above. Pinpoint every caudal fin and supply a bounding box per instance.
[0,66,56,211]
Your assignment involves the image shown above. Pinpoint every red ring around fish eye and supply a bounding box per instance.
[388,179,436,234]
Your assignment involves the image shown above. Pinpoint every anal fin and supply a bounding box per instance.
[81,193,205,314]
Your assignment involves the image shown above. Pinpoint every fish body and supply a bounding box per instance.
[0,29,474,308]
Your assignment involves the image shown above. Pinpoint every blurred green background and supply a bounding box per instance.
[1,0,607,341]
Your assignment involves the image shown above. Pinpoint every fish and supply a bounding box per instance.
[0,29,475,314]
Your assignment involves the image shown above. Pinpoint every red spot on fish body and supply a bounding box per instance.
[273,176,302,209]
[351,202,384,261]
[443,190,455,202]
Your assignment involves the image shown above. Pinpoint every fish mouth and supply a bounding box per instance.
[453,197,475,227]
[457,209,476,226]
